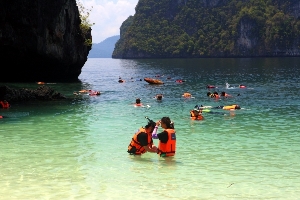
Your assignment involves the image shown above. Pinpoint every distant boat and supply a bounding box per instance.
[144,77,164,84]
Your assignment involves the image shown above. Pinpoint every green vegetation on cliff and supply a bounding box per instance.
[113,0,300,58]
[77,0,94,46]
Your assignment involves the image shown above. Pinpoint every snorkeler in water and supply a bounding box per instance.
[213,104,241,110]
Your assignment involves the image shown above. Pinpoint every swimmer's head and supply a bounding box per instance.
[136,98,141,104]
[156,94,162,100]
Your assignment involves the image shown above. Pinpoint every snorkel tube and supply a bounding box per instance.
[145,116,159,139]
[145,116,155,127]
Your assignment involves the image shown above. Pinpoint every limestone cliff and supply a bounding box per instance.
[113,0,300,58]
[0,0,91,82]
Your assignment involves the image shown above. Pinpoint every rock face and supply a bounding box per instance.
[0,0,91,82]
[113,0,300,58]
[0,85,66,102]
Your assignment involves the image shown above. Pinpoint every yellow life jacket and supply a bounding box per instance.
[223,105,237,110]
[183,93,191,98]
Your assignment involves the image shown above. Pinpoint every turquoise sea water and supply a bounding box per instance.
[1,57,300,199]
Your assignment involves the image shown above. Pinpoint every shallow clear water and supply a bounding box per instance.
[1,57,300,199]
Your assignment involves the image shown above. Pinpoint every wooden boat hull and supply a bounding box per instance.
[144,78,164,84]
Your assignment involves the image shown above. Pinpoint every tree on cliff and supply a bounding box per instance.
[76,0,95,46]
[112,0,300,58]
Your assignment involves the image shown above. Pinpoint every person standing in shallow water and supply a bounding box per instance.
[152,117,176,157]
[127,119,158,155]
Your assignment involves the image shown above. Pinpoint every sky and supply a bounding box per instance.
[79,0,139,43]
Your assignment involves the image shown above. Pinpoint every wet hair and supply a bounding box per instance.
[221,92,225,96]
[136,98,141,104]
[156,94,162,100]
[207,92,212,96]
[161,117,174,129]
[235,105,241,109]
[213,91,218,95]
[145,119,156,129]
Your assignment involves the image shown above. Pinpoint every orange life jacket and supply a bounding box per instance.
[128,127,153,155]
[0,101,10,109]
[183,93,191,98]
[223,105,237,110]
[190,110,204,120]
[158,129,176,157]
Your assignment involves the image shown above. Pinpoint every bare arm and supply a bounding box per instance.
[143,145,157,153]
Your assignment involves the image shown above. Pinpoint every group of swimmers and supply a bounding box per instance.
[134,94,241,121]
[120,77,246,122]
[190,104,241,120]
[207,91,240,98]
[208,83,247,89]
[134,89,242,120]
[134,94,164,107]
[182,91,239,99]
[118,76,143,83]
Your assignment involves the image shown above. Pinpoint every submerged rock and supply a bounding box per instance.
[0,85,66,102]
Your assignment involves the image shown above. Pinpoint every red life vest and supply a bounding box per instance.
[158,129,176,157]
[0,101,10,109]
[128,127,153,155]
